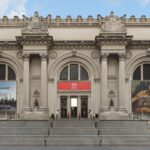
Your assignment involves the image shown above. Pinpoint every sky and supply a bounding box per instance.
[0,0,150,18]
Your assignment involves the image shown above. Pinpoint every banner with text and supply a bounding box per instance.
[132,80,150,113]
[58,81,91,91]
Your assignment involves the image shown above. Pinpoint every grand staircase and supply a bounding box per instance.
[0,119,150,146]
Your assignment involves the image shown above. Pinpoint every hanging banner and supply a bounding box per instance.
[58,81,91,91]
[0,82,16,112]
[132,80,150,113]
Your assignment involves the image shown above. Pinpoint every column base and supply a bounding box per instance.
[100,107,109,112]
[118,107,128,113]
[39,107,48,112]
[22,107,31,112]
[100,111,129,120]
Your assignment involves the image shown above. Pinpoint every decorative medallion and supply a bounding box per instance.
[16,51,23,59]
[91,50,99,59]
[49,50,57,59]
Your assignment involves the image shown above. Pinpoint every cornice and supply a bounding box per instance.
[1,12,150,28]
[0,41,21,50]
[0,40,150,51]
[52,41,96,50]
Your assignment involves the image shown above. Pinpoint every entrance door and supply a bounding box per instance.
[81,96,88,118]
[60,96,67,118]
[71,97,77,118]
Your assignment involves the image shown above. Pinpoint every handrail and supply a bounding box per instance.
[44,117,54,146]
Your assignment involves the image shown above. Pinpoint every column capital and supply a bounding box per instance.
[101,53,109,60]
[40,53,48,60]
[118,53,126,60]
[23,53,30,60]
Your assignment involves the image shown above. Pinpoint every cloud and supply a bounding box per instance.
[139,0,150,6]
[0,0,27,18]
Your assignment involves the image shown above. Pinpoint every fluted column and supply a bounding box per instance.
[118,53,126,112]
[40,54,48,111]
[100,53,108,111]
[23,53,30,111]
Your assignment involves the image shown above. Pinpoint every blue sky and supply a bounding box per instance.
[0,0,150,18]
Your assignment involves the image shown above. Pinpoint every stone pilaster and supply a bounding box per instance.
[100,53,108,111]
[77,96,81,118]
[40,53,48,111]
[118,53,126,112]
[67,96,71,117]
[23,53,30,111]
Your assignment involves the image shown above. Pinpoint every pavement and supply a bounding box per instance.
[0,146,150,150]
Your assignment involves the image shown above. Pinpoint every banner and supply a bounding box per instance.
[0,82,16,112]
[58,81,91,91]
[132,81,150,113]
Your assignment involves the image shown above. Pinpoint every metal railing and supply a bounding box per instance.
[44,117,54,146]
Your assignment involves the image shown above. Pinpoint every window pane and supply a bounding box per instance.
[143,64,150,80]
[60,66,68,80]
[8,66,16,80]
[133,66,141,80]
[0,64,6,80]
[70,64,78,80]
[80,66,89,80]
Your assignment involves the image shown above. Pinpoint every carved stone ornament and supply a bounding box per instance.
[119,53,126,60]
[40,53,48,59]
[23,53,30,59]
[101,11,126,33]
[49,50,57,59]
[91,50,99,59]
[22,11,47,33]
[125,50,132,59]
[17,51,23,59]
[71,49,77,57]
[146,48,150,56]
[101,53,109,60]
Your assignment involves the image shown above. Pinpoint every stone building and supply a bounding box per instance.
[0,11,150,120]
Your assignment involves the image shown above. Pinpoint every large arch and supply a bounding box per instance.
[48,52,100,117]
[48,52,100,80]
[0,52,23,115]
[125,52,150,114]
[126,52,147,80]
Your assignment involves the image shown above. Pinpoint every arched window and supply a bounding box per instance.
[60,64,89,81]
[0,64,16,81]
[133,64,150,80]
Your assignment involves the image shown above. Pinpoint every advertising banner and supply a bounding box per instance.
[58,81,91,91]
[0,82,16,112]
[132,81,150,113]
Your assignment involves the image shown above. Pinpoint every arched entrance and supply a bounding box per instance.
[0,63,17,118]
[132,63,150,113]
[58,63,90,118]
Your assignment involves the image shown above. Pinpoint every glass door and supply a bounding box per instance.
[60,96,67,118]
[71,97,77,118]
[81,96,88,118]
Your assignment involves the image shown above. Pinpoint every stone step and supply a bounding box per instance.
[0,135,150,146]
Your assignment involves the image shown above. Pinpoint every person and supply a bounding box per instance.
[56,109,59,121]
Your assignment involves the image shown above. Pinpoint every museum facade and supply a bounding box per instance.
[0,11,150,120]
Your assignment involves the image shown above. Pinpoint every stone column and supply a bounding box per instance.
[118,53,126,112]
[40,54,48,111]
[23,53,30,111]
[77,96,81,118]
[100,53,108,111]
[67,96,71,118]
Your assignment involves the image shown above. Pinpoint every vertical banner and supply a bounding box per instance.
[0,82,16,112]
[132,81,150,113]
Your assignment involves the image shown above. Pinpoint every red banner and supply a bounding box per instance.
[58,81,91,91]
